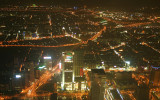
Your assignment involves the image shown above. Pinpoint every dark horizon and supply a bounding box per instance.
[1,0,160,8]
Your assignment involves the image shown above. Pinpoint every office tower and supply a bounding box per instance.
[43,56,52,70]
[90,69,106,100]
[150,69,160,86]
[135,83,149,100]
[73,49,84,77]
[61,52,74,90]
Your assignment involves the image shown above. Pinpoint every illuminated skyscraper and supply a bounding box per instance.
[61,52,74,90]
[43,56,52,70]
[61,50,86,91]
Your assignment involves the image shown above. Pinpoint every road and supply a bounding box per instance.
[0,25,106,48]
[88,10,151,28]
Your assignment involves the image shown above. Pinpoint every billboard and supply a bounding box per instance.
[43,56,52,60]
[65,56,73,62]
[64,52,73,62]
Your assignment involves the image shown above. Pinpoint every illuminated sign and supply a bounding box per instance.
[66,52,72,56]
[65,56,73,62]
[44,56,51,59]
[63,52,73,62]
[16,75,21,78]
[38,66,46,69]
[66,56,72,59]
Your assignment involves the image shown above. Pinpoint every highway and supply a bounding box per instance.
[19,61,60,98]
[0,42,83,48]
[120,90,136,100]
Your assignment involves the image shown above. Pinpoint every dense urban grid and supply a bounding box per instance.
[0,1,160,100]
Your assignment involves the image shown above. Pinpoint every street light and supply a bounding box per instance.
[125,61,130,68]
[125,61,130,65]
[38,66,46,70]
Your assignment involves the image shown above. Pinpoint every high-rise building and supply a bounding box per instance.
[61,51,86,91]
[73,49,84,77]
[43,56,52,70]
[135,83,149,100]
[61,52,74,90]
[12,72,23,92]
[150,69,160,86]
[90,69,106,100]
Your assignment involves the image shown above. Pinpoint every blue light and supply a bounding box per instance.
[151,65,160,69]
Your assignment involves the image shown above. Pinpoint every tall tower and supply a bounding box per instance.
[61,52,74,90]
[135,83,149,100]
[43,56,52,70]
[73,49,84,77]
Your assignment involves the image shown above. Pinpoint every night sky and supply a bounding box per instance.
[0,0,160,8]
